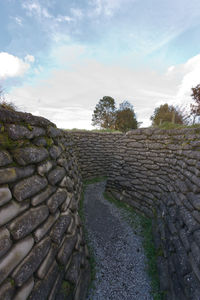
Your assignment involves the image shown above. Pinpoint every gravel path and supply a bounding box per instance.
[83,181,153,300]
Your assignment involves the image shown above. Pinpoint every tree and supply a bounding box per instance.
[115,101,138,132]
[118,100,134,111]
[191,84,200,123]
[92,96,116,129]
[150,103,185,126]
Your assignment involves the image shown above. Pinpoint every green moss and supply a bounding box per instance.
[152,207,157,217]
[78,179,99,290]
[140,217,164,300]
[181,143,188,148]
[61,280,74,296]
[58,264,65,271]
[0,132,30,150]
[156,247,164,257]
[80,178,163,299]
[84,176,107,185]
[104,191,163,300]
[27,123,33,131]
[0,124,5,132]
[9,161,18,167]
[0,133,19,149]
[9,278,15,286]
[79,192,96,285]
[45,137,53,147]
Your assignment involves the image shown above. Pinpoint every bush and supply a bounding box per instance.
[0,101,17,111]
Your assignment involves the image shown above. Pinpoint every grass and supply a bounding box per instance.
[78,176,107,294]
[0,100,17,111]
[103,191,163,300]
[84,176,107,186]
[80,176,163,299]
[91,129,122,133]
[155,121,200,130]
[79,194,96,289]
[140,217,163,300]
[64,122,200,132]
[64,128,122,133]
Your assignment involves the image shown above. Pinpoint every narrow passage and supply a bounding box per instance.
[84,181,153,300]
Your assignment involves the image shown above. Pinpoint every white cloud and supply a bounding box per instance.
[34,65,43,75]
[50,44,86,66]
[6,48,200,129]
[5,59,175,128]
[25,54,35,63]
[166,65,175,74]
[0,53,34,79]
[31,106,93,129]
[70,8,83,19]
[51,33,71,44]
[14,17,23,26]
[168,54,200,106]
[22,1,40,14]
[89,0,135,17]
[55,15,73,23]
[103,0,124,16]
[22,1,51,19]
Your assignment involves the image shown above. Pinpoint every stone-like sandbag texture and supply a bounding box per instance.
[0,108,90,300]
[70,128,200,299]
[68,131,123,179]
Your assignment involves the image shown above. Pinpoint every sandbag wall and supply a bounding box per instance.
[106,128,200,299]
[68,131,123,179]
[0,108,90,300]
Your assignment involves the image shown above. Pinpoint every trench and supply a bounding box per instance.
[2,110,200,299]
[82,180,155,300]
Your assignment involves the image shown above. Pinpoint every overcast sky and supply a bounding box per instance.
[1,0,200,128]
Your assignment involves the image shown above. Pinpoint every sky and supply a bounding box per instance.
[1,0,200,129]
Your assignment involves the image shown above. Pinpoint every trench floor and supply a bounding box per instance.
[83,181,153,300]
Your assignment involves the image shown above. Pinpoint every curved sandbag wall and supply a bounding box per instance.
[71,128,200,299]
[0,108,90,300]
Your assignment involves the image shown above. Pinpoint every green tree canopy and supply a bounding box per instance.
[119,100,133,111]
[115,101,138,132]
[92,96,116,129]
[150,103,185,126]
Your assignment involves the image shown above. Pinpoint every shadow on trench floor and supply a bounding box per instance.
[80,179,162,300]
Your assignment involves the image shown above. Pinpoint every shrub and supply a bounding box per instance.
[0,100,17,111]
